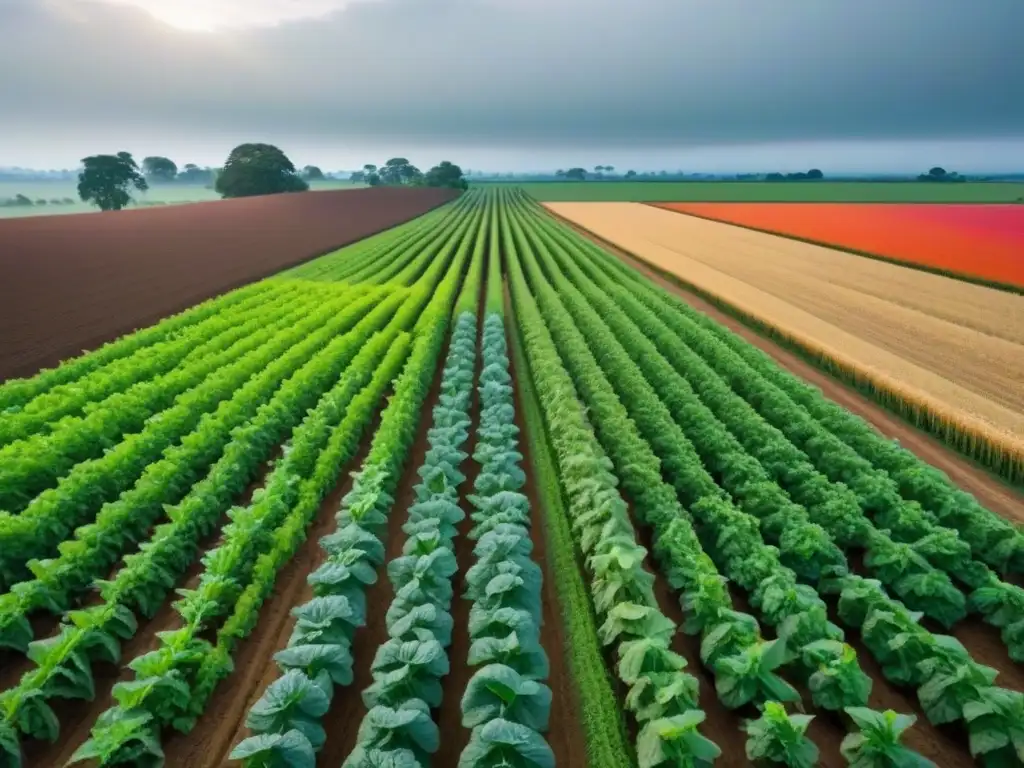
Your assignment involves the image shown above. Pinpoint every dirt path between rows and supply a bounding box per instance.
[554,215,1024,521]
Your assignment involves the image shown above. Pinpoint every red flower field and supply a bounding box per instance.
[656,202,1024,288]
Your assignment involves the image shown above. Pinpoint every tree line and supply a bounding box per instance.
[75,145,469,211]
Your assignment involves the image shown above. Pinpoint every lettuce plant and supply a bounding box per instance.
[461,664,552,730]
[714,639,800,710]
[745,701,818,768]
[637,712,722,768]
[839,708,935,768]
[963,686,1024,767]
[459,718,555,768]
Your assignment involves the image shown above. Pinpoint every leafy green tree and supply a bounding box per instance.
[77,152,148,211]
[807,168,824,179]
[215,143,308,198]
[379,157,421,185]
[362,164,380,186]
[423,160,468,189]
[302,165,325,181]
[564,167,587,181]
[142,156,178,183]
[625,170,638,179]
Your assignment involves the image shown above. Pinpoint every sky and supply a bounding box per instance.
[1,0,1023,173]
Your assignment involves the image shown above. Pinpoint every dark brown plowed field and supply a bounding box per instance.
[0,187,456,381]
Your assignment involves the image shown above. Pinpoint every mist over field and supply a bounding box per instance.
[1,0,1022,172]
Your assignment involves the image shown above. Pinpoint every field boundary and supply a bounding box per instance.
[549,209,1024,490]
[647,203,1024,295]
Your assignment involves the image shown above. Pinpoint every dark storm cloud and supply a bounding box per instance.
[2,0,1023,149]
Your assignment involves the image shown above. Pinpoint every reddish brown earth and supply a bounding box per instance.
[0,187,456,381]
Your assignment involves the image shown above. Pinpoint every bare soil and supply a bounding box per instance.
[0,187,456,381]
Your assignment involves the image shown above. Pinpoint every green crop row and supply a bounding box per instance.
[507,308,635,768]
[0,281,312,448]
[0,280,276,412]
[0,281,344,514]
[509,191,1024,765]
[0,289,407,767]
[228,194,484,768]
[0,286,402,655]
[452,311,554,768]
[68,315,412,767]
[0,285,377,589]
[505,199,723,768]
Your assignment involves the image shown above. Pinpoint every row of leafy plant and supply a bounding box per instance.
[532,200,1024,668]
[68,317,414,767]
[507,198,873,716]
[228,195,486,768]
[509,198,953,767]
[0,287,403,654]
[554,193,1024,580]
[558,220,1024,663]
[453,311,555,767]
[505,210,724,768]
[0,285,380,590]
[0,281,351,516]
[507,302,636,768]
[341,309,477,767]
[510,192,1024,766]
[0,292,405,766]
[0,281,309,448]
[0,280,275,413]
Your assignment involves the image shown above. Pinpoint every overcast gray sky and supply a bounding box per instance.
[2,0,1023,172]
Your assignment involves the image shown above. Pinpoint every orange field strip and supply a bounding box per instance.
[545,202,1024,465]
[654,202,1024,289]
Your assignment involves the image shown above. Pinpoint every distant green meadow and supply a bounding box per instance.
[0,179,364,219]
[480,180,1024,203]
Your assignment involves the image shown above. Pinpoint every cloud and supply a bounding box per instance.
[1,0,1022,164]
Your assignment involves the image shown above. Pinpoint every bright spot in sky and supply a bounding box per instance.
[91,0,356,32]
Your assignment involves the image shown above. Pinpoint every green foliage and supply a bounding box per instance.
[424,161,469,190]
[840,708,935,768]
[215,143,308,198]
[77,151,148,210]
[744,701,819,768]
[142,156,178,183]
[637,712,722,768]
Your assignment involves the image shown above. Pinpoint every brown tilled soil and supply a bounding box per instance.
[0,187,456,381]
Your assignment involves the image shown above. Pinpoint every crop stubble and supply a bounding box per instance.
[0,187,456,382]
[546,202,1024,466]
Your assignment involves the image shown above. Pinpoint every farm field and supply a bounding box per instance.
[0,186,455,380]
[484,180,1024,203]
[0,179,366,219]
[1,187,1023,768]
[656,202,1024,289]
[547,201,1024,485]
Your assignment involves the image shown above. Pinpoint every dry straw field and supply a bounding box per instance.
[547,201,1024,481]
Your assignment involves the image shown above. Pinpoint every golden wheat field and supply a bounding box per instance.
[546,201,1024,456]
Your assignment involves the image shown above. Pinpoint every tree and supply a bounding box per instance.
[78,151,148,211]
[349,170,366,183]
[378,157,421,185]
[302,165,325,181]
[564,167,587,181]
[806,168,824,179]
[423,160,468,190]
[178,163,213,184]
[362,164,380,186]
[624,170,637,179]
[142,156,178,183]
[214,143,308,198]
